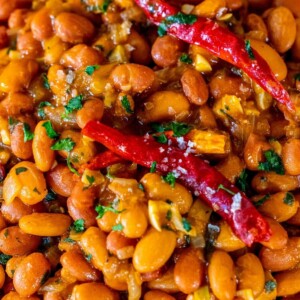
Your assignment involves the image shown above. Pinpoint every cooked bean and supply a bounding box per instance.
[193,0,226,18]
[17,31,43,58]
[0,264,5,289]
[13,252,51,297]
[174,247,204,294]
[8,8,28,29]
[275,268,300,296]
[208,250,236,300]
[133,228,176,273]
[43,36,69,65]
[292,18,300,60]
[216,155,245,183]
[0,26,8,49]
[273,0,300,17]
[106,231,136,257]
[6,256,25,278]
[144,290,175,300]
[282,138,300,175]
[0,93,34,116]
[31,8,53,41]
[0,213,7,231]
[0,226,41,255]
[246,13,268,40]
[2,292,40,300]
[0,0,17,21]
[72,283,119,300]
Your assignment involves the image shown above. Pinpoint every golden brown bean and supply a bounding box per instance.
[31,8,53,41]
[0,213,7,231]
[181,68,209,106]
[198,105,217,128]
[8,8,28,29]
[0,226,41,255]
[106,231,136,257]
[13,252,51,297]
[273,0,300,18]
[144,290,175,300]
[43,36,69,65]
[151,35,184,68]
[216,155,245,183]
[54,12,95,44]
[292,18,300,61]
[19,213,72,236]
[17,31,43,58]
[72,283,119,300]
[275,268,300,296]
[282,138,300,175]
[193,0,226,18]
[0,264,5,289]
[208,250,236,300]
[0,0,17,21]
[174,248,204,294]
[110,63,155,94]
[267,6,296,53]
[133,228,177,273]
[0,93,33,117]
[6,256,25,278]
[287,194,300,225]
[97,210,118,233]
[246,13,268,41]
[60,250,100,282]
[2,292,40,300]
[236,253,265,297]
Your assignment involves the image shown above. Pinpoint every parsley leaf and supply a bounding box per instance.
[236,169,249,193]
[138,183,144,191]
[0,254,12,265]
[162,172,176,187]
[182,218,192,232]
[245,40,255,60]
[45,189,57,202]
[70,219,85,233]
[265,280,277,293]
[254,194,270,207]
[150,161,157,173]
[51,138,75,151]
[23,123,34,142]
[121,95,133,114]
[42,121,59,139]
[158,12,197,36]
[171,122,191,137]
[217,184,235,196]
[40,270,50,285]
[153,133,168,144]
[63,95,83,117]
[41,73,50,90]
[258,150,284,175]
[85,253,92,261]
[95,204,123,219]
[37,101,52,119]
[283,192,294,206]
[15,167,28,175]
[86,175,95,186]
[112,223,123,231]
[166,209,172,221]
[63,237,76,244]
[85,65,100,75]
[180,53,193,64]
[67,154,79,176]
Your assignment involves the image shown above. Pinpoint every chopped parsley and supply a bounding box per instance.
[217,184,235,196]
[166,209,172,221]
[245,40,255,60]
[37,101,52,119]
[42,121,59,139]
[265,280,277,293]
[63,95,83,118]
[15,167,28,175]
[151,121,191,137]
[150,161,157,173]
[236,169,249,193]
[162,172,176,187]
[8,116,18,127]
[45,189,57,202]
[121,95,133,114]
[70,219,85,233]
[63,237,76,244]
[85,253,92,261]
[158,12,197,36]
[51,138,75,152]
[87,0,111,13]
[0,254,12,265]
[112,223,124,231]
[180,53,193,64]
[67,154,79,176]
[258,150,284,175]
[283,192,294,206]
[40,270,50,285]
[23,123,34,142]
[41,73,50,90]
[138,183,144,191]
[85,65,100,75]
[254,194,270,207]
[182,218,192,232]
[153,133,168,144]
[86,175,95,187]
[95,204,123,219]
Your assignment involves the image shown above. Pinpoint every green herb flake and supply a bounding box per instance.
[63,95,83,117]
[42,121,59,139]
[85,65,100,75]
[23,123,34,142]
[151,123,165,133]
[85,253,92,261]
[0,254,12,265]
[158,12,197,36]
[258,150,285,175]
[245,39,255,60]
[254,194,270,207]
[150,161,157,173]
[95,204,123,219]
[283,192,294,206]
[101,0,111,12]
[15,167,28,175]
[138,183,144,191]
[154,133,168,144]
[121,95,133,114]
[112,223,124,231]
[51,138,75,152]
[8,116,18,127]
[236,169,249,193]
[166,209,172,221]
[37,101,52,119]
[45,189,57,202]
[265,280,277,293]
[162,172,176,187]
[86,175,95,186]
[217,184,235,196]
[180,53,193,64]
[40,270,50,285]
[67,154,79,176]
[182,218,192,232]
[3,229,8,238]
[70,219,85,233]
[41,73,50,90]
[63,237,76,244]
[171,122,191,137]
[33,187,41,195]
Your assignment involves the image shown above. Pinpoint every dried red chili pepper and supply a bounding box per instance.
[134,0,293,111]
[82,121,271,246]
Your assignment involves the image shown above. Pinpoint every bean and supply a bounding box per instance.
[0,264,5,289]
[226,0,243,10]
[287,195,300,225]
[106,231,136,257]
[8,8,28,29]
[2,292,40,300]
[17,31,43,58]
[273,0,300,18]
[60,44,104,70]
[6,256,25,278]
[97,210,118,232]
[47,64,69,100]
[72,283,119,300]
[181,68,209,106]
[0,0,17,21]
[141,173,193,214]
[174,247,204,294]
[110,63,155,94]
[151,35,184,68]
[216,155,245,183]
[80,227,108,271]
[13,252,51,297]
[208,250,236,300]
[60,250,100,282]
[246,13,268,41]
[0,93,33,117]
[267,6,296,53]
[133,228,176,273]
[19,213,72,236]
[43,36,69,65]
[32,120,55,172]
[292,18,300,61]
[31,8,53,41]
[0,26,8,49]
[198,105,217,128]
[144,290,175,300]
[0,59,39,93]
[193,0,226,18]
[3,161,47,205]
[0,213,7,231]
[236,253,265,297]
[76,98,104,129]
[275,268,300,296]
[0,226,41,256]
[282,138,300,175]
[54,12,95,44]
[46,164,76,197]
[260,237,300,271]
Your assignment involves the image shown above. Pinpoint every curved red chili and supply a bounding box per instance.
[82,121,271,246]
[134,0,293,111]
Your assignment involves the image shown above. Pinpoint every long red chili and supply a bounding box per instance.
[134,0,293,111]
[82,121,271,246]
